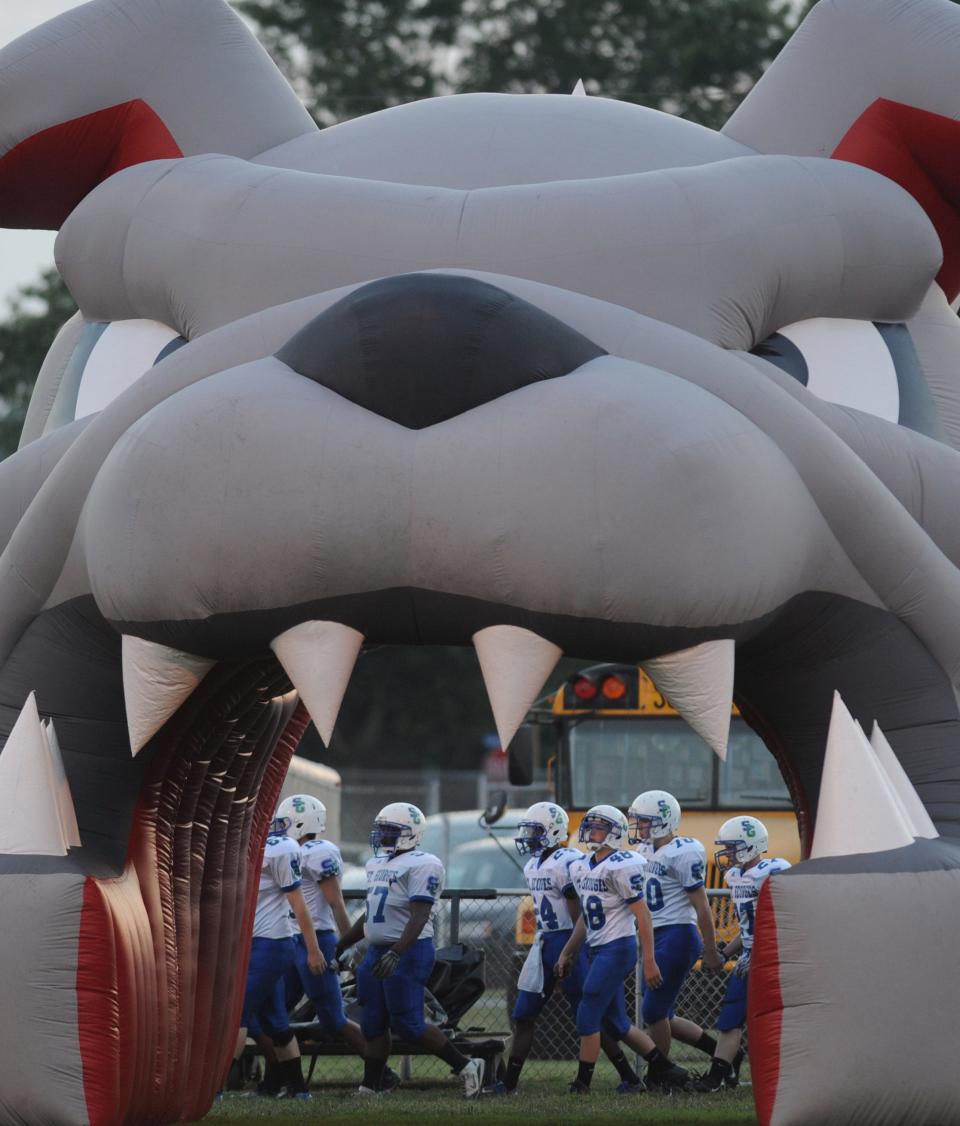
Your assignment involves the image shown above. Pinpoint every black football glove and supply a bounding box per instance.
[373,948,401,978]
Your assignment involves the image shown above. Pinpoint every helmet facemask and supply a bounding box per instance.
[515,821,549,856]
[628,812,664,845]
[370,820,415,858]
[579,813,620,853]
[714,839,747,870]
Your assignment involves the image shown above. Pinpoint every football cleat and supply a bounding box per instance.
[568,1079,592,1094]
[380,1066,402,1092]
[692,1058,734,1093]
[615,1080,645,1094]
[727,1048,745,1089]
[645,1062,690,1092]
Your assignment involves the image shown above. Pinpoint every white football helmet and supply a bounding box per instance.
[714,815,768,869]
[370,801,426,858]
[276,793,327,839]
[515,802,569,856]
[578,804,628,853]
[628,790,681,844]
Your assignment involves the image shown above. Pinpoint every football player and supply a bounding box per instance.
[694,815,791,1092]
[505,802,645,1094]
[234,813,325,1099]
[627,789,724,1078]
[276,793,384,1073]
[556,805,689,1095]
[335,802,483,1098]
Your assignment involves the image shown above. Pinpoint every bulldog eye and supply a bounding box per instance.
[72,318,186,420]
[751,318,926,429]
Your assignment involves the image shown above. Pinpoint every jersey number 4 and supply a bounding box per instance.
[538,897,560,931]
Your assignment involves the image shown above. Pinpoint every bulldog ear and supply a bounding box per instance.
[0,0,315,230]
[832,98,960,303]
[0,101,182,230]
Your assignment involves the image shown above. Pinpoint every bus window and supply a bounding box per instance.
[567,717,714,810]
[719,726,792,809]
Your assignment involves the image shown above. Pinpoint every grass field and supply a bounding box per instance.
[203,1062,759,1125]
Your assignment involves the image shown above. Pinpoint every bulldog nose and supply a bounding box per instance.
[275,272,605,428]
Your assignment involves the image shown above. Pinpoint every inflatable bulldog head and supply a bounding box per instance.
[0,0,958,1122]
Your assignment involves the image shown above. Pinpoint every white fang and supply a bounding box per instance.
[42,718,81,849]
[642,640,734,760]
[571,78,587,96]
[810,692,914,859]
[0,693,79,855]
[869,722,938,840]
[270,621,364,747]
[123,636,215,756]
[473,625,562,751]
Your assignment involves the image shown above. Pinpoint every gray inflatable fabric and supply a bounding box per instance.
[0,0,959,1123]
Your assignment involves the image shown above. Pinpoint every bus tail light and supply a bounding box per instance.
[572,676,598,701]
[562,665,639,710]
[601,674,627,700]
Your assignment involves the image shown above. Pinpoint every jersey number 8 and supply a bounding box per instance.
[585,895,606,931]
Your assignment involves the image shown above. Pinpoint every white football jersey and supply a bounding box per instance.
[568,849,647,948]
[523,846,580,934]
[253,833,303,940]
[725,857,791,953]
[643,836,707,928]
[364,849,445,944]
[295,838,343,934]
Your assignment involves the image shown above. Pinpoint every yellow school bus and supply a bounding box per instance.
[510,663,801,945]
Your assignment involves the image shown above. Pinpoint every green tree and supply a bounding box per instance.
[0,269,76,459]
[238,0,799,128]
[299,643,587,770]
[237,0,464,124]
[457,0,797,128]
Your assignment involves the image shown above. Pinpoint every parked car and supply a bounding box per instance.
[421,808,524,868]
[446,836,527,890]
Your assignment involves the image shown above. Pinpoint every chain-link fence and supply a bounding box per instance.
[301,887,741,1083]
[338,769,488,853]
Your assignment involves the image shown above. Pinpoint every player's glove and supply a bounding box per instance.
[373,948,401,978]
[733,953,751,978]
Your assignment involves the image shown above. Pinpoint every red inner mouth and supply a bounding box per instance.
[75,660,305,1125]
